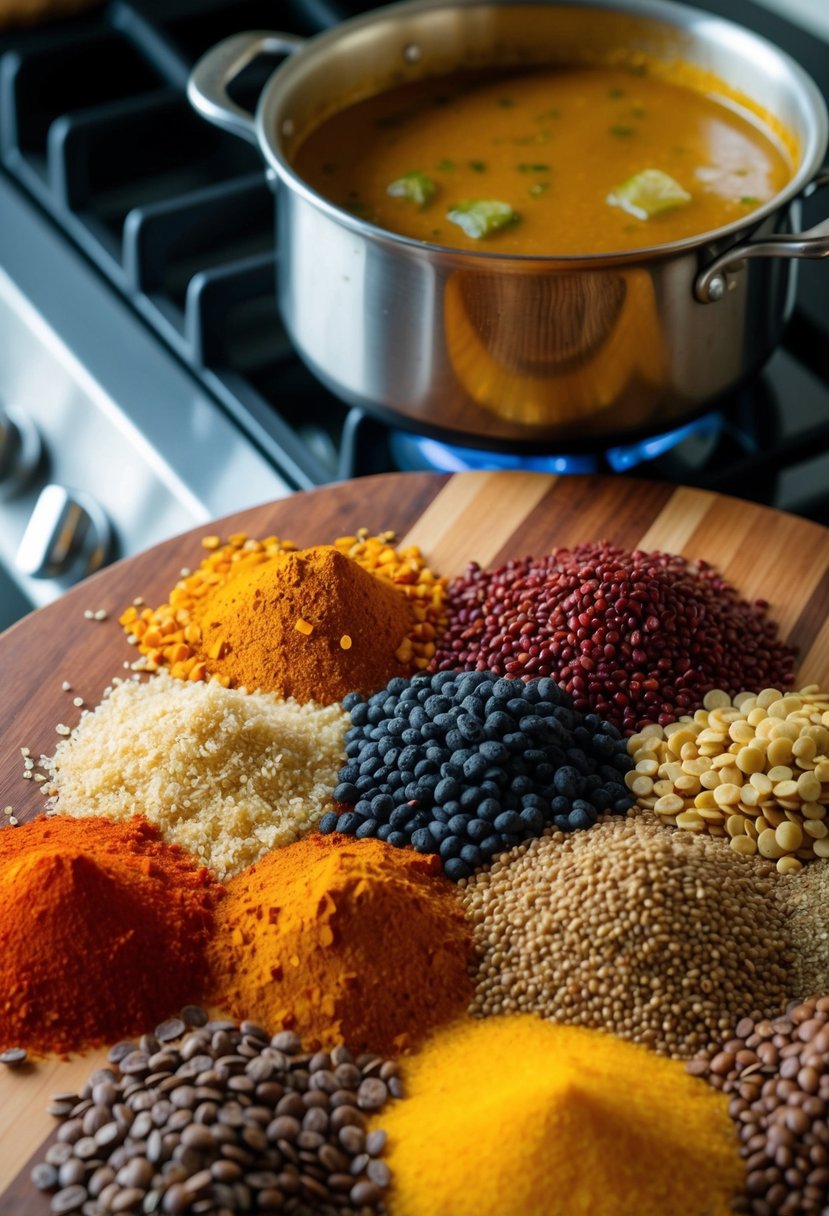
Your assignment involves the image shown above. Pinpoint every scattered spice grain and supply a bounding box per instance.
[628,686,829,871]
[460,813,795,1057]
[209,833,474,1055]
[688,996,829,1216]
[0,816,217,1055]
[376,1014,743,1216]
[43,671,348,880]
[431,542,796,732]
[31,1011,398,1215]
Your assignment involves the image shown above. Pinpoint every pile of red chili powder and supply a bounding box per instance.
[0,815,219,1055]
[430,542,797,733]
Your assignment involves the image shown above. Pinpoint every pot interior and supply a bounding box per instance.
[261,0,827,227]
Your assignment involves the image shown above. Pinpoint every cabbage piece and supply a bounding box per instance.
[387,170,437,208]
[446,199,518,239]
[606,169,691,220]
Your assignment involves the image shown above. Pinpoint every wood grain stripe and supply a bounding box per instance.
[689,501,829,636]
[636,486,715,554]
[794,561,829,684]
[488,475,676,567]
[0,1051,108,1193]
[400,470,556,576]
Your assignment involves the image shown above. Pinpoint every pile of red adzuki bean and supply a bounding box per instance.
[430,542,797,734]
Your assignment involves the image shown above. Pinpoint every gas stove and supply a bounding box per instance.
[1,0,828,629]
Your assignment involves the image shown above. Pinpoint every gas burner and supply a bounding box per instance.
[390,412,725,476]
[387,371,791,505]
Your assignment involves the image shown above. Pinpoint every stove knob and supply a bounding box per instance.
[0,406,41,500]
[16,484,113,580]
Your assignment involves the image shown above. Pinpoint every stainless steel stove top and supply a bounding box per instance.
[0,170,290,621]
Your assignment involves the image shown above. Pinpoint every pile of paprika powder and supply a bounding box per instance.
[0,815,219,1055]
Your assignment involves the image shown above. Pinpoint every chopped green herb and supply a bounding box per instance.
[387,169,437,208]
[630,105,647,119]
[529,182,550,197]
[446,199,519,239]
[322,162,336,175]
[497,97,514,108]
[740,195,759,205]
[608,87,625,99]
[535,107,561,120]
[610,125,636,138]
[345,200,373,218]
[628,62,648,76]
[606,168,692,219]
[436,158,456,172]
[517,163,551,173]
[469,160,487,173]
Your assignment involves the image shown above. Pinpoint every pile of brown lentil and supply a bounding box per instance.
[459,812,794,1058]
[778,863,829,999]
[688,997,829,1216]
[628,687,829,872]
[430,542,796,732]
[31,1008,399,1216]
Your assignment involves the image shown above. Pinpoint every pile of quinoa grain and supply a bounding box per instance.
[31,1009,398,1216]
[430,542,796,733]
[777,861,829,998]
[120,528,447,682]
[687,996,829,1216]
[40,672,348,880]
[627,686,829,873]
[459,812,795,1058]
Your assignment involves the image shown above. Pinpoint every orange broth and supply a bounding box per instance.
[291,64,793,255]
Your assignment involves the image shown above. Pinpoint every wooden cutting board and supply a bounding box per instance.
[2,469,829,1209]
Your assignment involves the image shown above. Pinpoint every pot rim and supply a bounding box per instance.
[254,0,829,265]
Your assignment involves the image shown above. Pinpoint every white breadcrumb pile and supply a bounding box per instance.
[43,671,349,880]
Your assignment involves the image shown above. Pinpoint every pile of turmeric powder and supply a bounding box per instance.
[376,1015,743,1216]
[120,529,447,703]
[208,833,474,1055]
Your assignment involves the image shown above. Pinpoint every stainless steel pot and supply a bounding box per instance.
[188,0,829,450]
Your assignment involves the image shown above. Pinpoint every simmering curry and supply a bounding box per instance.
[292,64,793,255]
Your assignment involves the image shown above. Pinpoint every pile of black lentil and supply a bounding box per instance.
[320,671,634,880]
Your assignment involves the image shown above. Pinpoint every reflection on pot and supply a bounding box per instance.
[443,267,668,429]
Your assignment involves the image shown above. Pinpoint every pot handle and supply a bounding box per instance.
[695,167,829,303]
[187,30,305,147]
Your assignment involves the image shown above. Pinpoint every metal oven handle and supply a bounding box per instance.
[695,167,829,302]
[187,31,305,147]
